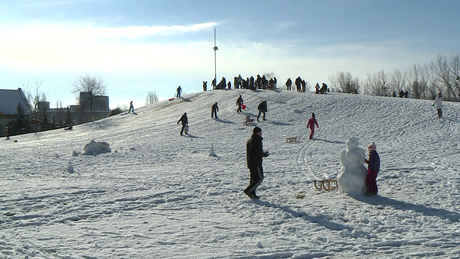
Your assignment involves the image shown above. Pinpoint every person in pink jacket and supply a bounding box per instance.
[306,113,319,139]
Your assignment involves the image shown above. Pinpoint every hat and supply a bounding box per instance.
[312,113,315,117]
[253,127,262,134]
[368,142,376,151]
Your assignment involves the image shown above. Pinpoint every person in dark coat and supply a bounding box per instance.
[176,86,182,98]
[211,102,219,119]
[257,100,267,122]
[320,83,328,94]
[128,101,134,113]
[295,76,301,92]
[244,127,269,199]
[177,113,188,135]
[236,95,244,113]
[364,142,380,196]
[286,78,292,91]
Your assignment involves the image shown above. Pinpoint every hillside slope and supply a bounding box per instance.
[2,89,460,258]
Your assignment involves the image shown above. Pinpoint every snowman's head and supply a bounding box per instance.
[346,137,359,149]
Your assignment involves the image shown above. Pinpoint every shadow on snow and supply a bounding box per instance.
[352,195,460,222]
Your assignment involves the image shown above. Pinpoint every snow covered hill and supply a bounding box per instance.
[2,89,460,258]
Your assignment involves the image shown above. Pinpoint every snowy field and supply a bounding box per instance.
[2,89,460,259]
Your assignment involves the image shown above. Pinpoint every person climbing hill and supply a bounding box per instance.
[306,113,319,139]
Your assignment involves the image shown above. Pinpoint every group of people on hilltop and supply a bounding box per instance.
[393,90,410,98]
[204,74,334,93]
[315,83,328,94]
[232,74,277,90]
[285,76,307,92]
[205,74,278,91]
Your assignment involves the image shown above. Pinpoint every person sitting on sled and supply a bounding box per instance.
[245,115,254,124]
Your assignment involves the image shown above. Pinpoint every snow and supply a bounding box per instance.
[1,89,460,258]
[83,140,111,155]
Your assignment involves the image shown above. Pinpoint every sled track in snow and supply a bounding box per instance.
[296,126,326,180]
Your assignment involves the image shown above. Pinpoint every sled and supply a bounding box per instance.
[314,179,338,191]
[243,119,254,125]
[168,98,174,101]
[184,125,189,134]
[286,136,300,143]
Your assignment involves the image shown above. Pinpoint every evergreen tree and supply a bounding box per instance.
[14,103,31,134]
[65,107,73,126]
[41,109,49,130]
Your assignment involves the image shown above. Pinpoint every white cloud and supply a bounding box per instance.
[0,22,217,71]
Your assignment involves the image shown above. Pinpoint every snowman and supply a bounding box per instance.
[337,137,367,195]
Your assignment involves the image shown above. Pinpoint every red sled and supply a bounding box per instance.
[169,98,174,101]
[242,104,247,109]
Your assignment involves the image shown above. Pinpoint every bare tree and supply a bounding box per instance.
[23,78,47,133]
[430,54,458,101]
[145,91,159,105]
[329,71,360,94]
[407,64,430,99]
[364,70,389,96]
[388,69,407,96]
[72,74,107,121]
[448,53,460,97]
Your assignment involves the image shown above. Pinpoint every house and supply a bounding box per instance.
[0,88,30,137]
[0,88,111,136]
[76,92,111,123]
[36,92,110,129]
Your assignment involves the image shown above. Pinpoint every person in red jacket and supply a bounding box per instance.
[306,113,319,139]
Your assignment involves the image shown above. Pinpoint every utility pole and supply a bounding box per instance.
[213,28,218,90]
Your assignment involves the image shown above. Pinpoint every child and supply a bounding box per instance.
[364,142,380,196]
[306,113,319,139]
[245,115,254,124]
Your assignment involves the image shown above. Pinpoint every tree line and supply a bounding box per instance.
[329,52,460,101]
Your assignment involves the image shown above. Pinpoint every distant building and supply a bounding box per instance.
[0,88,110,136]
[0,88,30,137]
[40,92,111,127]
[76,92,111,123]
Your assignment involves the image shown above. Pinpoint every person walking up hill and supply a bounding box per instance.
[306,113,319,139]
[211,102,219,119]
[433,92,443,118]
[257,100,267,122]
[236,95,244,113]
[177,113,188,136]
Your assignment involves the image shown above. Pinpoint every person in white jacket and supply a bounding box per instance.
[433,93,443,118]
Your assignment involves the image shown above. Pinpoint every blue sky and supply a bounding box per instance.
[0,0,459,109]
